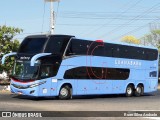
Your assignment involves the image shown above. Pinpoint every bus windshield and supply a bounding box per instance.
[13,61,40,80]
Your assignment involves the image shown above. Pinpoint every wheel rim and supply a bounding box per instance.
[127,87,132,95]
[60,88,68,97]
[136,87,142,94]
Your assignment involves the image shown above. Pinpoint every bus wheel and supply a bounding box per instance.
[59,85,71,100]
[135,85,144,97]
[126,85,134,97]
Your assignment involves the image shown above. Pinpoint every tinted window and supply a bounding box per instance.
[45,36,70,55]
[88,42,105,56]
[18,37,47,54]
[146,49,158,60]
[104,43,113,57]
[65,39,158,61]
[104,43,158,61]
[66,39,105,56]
[40,65,54,79]
[66,39,90,56]
[112,46,120,57]
[39,64,59,79]
[64,67,130,80]
[39,55,62,79]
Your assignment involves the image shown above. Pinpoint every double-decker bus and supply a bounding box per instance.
[2,35,159,99]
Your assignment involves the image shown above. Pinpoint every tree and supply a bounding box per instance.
[0,25,23,74]
[141,30,160,51]
[121,35,140,44]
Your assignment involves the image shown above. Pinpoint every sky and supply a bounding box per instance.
[1,0,160,42]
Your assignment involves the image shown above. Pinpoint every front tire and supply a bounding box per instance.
[59,85,72,100]
[135,85,144,97]
[126,85,134,97]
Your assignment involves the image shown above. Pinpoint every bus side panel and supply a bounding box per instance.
[76,80,99,95]
[50,77,58,96]
[144,68,158,93]
[112,80,125,94]
[149,68,158,92]
[99,80,112,94]
[150,79,158,92]
[131,69,145,81]
[38,78,52,96]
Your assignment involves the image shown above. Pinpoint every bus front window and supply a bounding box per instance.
[13,61,39,80]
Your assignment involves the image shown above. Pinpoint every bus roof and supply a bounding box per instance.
[75,37,158,50]
[25,34,75,38]
[23,34,158,50]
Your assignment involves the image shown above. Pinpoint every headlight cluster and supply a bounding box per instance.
[29,81,46,88]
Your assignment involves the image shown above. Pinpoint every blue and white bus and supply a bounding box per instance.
[2,35,159,99]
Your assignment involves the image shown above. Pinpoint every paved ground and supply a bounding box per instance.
[0,90,159,120]
[0,85,160,120]
[0,92,159,111]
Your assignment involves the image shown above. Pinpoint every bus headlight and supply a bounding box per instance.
[29,81,46,88]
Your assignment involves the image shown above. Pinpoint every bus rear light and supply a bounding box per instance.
[96,40,103,43]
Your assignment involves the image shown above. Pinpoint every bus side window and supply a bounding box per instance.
[91,43,105,56]
[141,50,146,60]
[112,47,120,57]
[66,39,90,56]
[64,68,74,79]
[104,43,112,57]
[40,65,54,79]
[64,67,88,79]
[146,49,158,60]
[72,40,88,55]
[73,67,88,79]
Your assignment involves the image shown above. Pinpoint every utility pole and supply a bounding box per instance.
[45,0,60,34]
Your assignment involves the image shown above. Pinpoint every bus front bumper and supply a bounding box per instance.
[10,84,39,97]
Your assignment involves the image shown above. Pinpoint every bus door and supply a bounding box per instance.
[38,65,53,96]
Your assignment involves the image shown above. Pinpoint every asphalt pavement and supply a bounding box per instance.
[0,85,160,120]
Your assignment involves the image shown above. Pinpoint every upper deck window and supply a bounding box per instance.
[45,36,71,55]
[18,37,47,54]
[65,39,158,61]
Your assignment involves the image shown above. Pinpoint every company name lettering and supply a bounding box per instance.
[115,59,141,66]
[20,56,30,60]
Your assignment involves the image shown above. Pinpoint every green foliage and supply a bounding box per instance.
[0,25,23,74]
[141,29,160,52]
